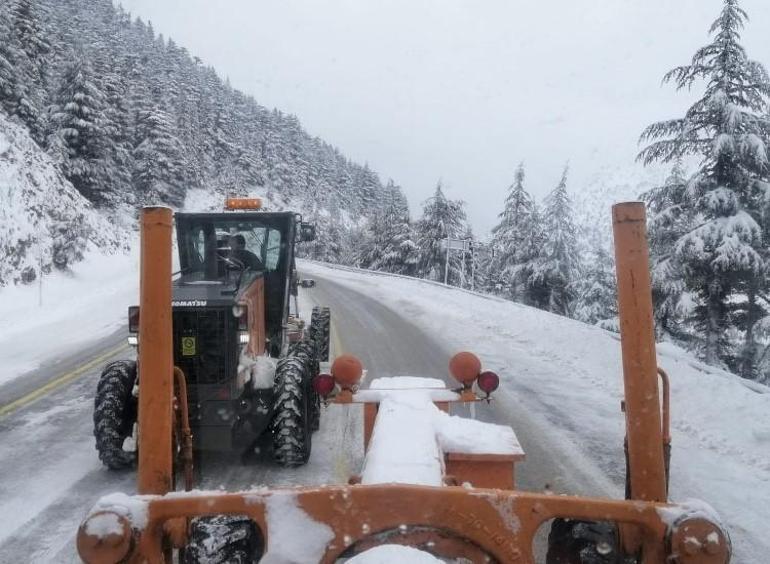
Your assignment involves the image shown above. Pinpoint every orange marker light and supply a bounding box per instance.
[332,354,364,390]
[225,197,263,210]
[449,351,481,387]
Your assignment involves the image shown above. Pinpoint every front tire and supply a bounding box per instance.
[94,360,138,470]
[546,519,623,564]
[271,355,312,467]
[184,515,263,563]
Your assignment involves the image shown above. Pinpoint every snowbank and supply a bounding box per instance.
[300,260,770,564]
[0,245,138,384]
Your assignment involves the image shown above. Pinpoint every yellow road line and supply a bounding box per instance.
[330,318,344,356]
[0,342,130,419]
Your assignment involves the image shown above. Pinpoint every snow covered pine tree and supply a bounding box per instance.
[415,182,467,284]
[529,165,579,315]
[638,0,770,378]
[489,163,541,303]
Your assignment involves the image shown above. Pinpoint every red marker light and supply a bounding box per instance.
[312,373,336,397]
[477,371,499,395]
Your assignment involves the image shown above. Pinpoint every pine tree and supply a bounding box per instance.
[490,163,538,301]
[6,0,50,139]
[49,54,111,204]
[638,0,770,372]
[530,165,579,315]
[572,225,617,325]
[132,106,187,206]
[359,189,419,275]
[415,182,467,283]
[640,160,693,342]
[0,6,17,115]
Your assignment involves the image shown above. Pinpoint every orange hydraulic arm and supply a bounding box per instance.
[137,207,175,496]
[612,202,668,503]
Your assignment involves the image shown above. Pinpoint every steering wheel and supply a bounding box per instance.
[217,253,246,271]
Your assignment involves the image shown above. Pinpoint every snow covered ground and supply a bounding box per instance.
[300,260,770,564]
[0,246,138,385]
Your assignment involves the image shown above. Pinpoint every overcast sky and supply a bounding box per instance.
[118,0,770,234]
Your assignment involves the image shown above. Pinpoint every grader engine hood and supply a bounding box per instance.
[170,274,266,385]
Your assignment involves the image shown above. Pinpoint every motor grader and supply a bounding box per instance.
[94,198,330,471]
[77,203,731,563]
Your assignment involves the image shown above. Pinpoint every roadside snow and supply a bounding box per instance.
[300,260,770,564]
[0,245,138,384]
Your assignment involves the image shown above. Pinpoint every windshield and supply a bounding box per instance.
[179,216,285,280]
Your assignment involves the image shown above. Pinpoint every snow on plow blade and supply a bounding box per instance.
[77,486,729,563]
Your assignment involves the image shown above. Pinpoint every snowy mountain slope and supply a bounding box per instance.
[300,260,770,564]
[0,113,122,286]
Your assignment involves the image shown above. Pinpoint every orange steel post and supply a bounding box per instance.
[137,207,175,495]
[612,202,667,503]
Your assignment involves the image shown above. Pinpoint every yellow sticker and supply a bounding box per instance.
[181,336,196,356]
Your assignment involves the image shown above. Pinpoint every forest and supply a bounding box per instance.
[2,0,769,382]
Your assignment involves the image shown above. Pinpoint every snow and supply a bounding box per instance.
[300,260,770,564]
[0,245,139,384]
[360,376,523,486]
[261,493,335,564]
[361,392,444,486]
[239,353,277,389]
[86,492,149,531]
[370,376,445,389]
[83,513,123,538]
[347,545,442,563]
[434,410,521,456]
[0,113,123,287]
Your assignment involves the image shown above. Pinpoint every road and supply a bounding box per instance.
[0,272,609,562]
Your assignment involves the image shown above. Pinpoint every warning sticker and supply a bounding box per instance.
[181,336,196,356]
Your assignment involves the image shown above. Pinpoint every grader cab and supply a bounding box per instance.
[93,199,329,471]
[76,203,731,563]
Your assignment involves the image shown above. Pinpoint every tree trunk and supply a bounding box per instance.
[704,280,722,367]
[740,286,758,379]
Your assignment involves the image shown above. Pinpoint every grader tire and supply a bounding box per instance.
[184,515,263,563]
[271,355,312,467]
[546,519,624,564]
[94,360,138,470]
[310,306,331,362]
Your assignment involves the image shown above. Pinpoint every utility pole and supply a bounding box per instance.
[470,242,476,291]
[444,241,450,285]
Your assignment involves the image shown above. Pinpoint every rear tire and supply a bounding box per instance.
[546,519,623,564]
[310,306,331,362]
[184,515,263,563]
[271,355,312,467]
[94,360,138,470]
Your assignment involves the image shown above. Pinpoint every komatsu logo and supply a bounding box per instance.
[172,300,207,307]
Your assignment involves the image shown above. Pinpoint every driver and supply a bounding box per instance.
[227,234,263,270]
